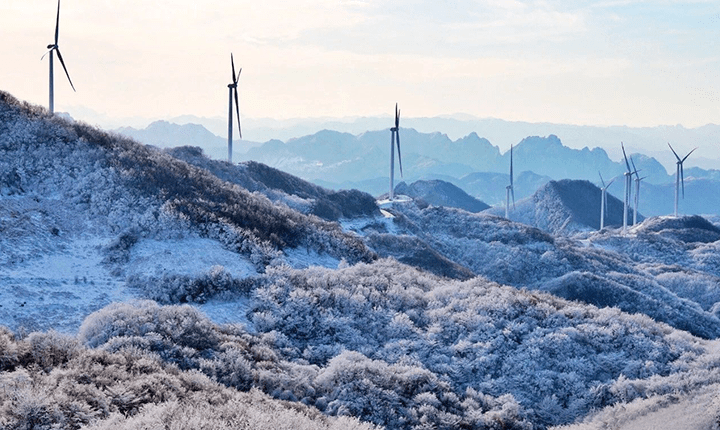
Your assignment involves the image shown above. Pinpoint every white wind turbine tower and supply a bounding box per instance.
[226,54,242,163]
[388,103,403,201]
[630,158,646,225]
[505,144,515,219]
[598,172,616,230]
[41,0,75,114]
[621,143,633,232]
[668,143,697,217]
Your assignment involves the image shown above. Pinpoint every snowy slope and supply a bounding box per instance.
[166,146,381,221]
[393,179,491,213]
[0,91,373,332]
[485,179,643,233]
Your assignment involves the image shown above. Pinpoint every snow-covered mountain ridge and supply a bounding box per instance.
[2,91,720,429]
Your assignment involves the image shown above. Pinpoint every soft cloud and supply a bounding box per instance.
[0,0,719,127]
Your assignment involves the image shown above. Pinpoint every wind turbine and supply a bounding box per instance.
[226,53,242,163]
[388,103,403,201]
[41,0,75,114]
[621,143,633,232]
[598,172,616,230]
[505,144,515,219]
[668,143,697,217]
[630,158,646,225]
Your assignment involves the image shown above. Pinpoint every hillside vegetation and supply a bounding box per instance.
[0,91,374,267]
[4,261,720,429]
[360,202,720,339]
[166,146,380,221]
[2,91,720,429]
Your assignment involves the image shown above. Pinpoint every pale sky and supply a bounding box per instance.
[1,0,719,128]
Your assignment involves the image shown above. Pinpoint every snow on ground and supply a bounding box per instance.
[283,247,341,269]
[376,195,413,208]
[340,212,404,236]
[0,236,131,333]
[0,236,260,333]
[126,238,256,278]
[198,297,253,330]
[128,238,258,329]
[0,193,260,333]
[0,192,348,334]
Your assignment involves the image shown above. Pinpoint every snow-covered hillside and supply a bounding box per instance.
[3,91,720,429]
[0,91,373,332]
[357,202,720,339]
[393,179,491,213]
[485,179,642,233]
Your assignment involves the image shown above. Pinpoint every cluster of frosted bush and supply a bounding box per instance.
[0,326,375,430]
[72,259,713,429]
[127,265,255,304]
[76,300,533,429]
[385,204,720,339]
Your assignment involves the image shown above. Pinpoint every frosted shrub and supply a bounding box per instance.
[0,326,20,370]
[78,301,220,352]
[202,345,255,391]
[316,351,439,428]
[128,266,255,304]
[81,389,378,430]
[23,330,81,371]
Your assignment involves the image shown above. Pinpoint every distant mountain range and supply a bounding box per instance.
[161,113,720,172]
[240,130,712,188]
[116,120,263,162]
[117,120,720,216]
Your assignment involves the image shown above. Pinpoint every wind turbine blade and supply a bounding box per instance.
[682,147,697,163]
[41,48,54,60]
[234,87,241,139]
[55,0,60,44]
[599,172,606,188]
[630,157,640,177]
[607,177,616,187]
[668,143,681,162]
[231,53,236,83]
[396,130,403,177]
[55,48,75,91]
[395,103,398,128]
[621,142,631,172]
[236,67,242,83]
[511,187,515,209]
